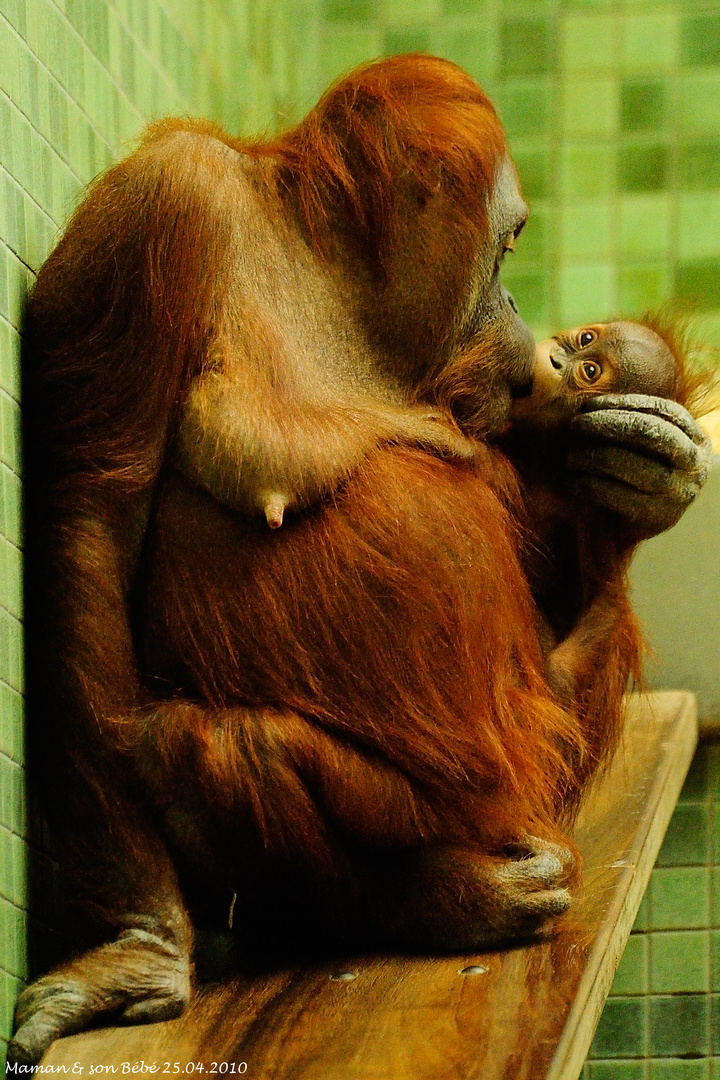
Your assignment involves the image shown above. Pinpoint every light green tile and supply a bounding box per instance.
[619,194,671,258]
[682,73,720,134]
[562,201,613,260]
[621,14,677,70]
[560,263,616,325]
[679,194,720,261]
[561,15,616,73]
[562,80,617,137]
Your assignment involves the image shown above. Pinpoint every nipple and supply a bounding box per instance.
[263,493,288,529]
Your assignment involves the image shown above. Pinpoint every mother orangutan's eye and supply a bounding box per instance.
[578,330,596,348]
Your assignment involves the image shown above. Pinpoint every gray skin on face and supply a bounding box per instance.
[509,318,713,538]
[512,321,680,431]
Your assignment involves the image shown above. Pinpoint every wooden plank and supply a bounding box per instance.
[41,691,696,1079]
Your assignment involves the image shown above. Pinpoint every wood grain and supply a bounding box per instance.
[42,691,697,1079]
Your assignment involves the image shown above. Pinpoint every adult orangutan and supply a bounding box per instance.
[10,55,712,1063]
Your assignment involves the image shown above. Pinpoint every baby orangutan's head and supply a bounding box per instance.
[512,320,682,430]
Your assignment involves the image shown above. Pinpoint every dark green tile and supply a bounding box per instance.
[712,994,720,1055]
[657,804,710,867]
[680,749,710,803]
[649,995,709,1057]
[500,17,554,78]
[676,259,720,311]
[621,81,667,134]
[618,145,670,194]
[683,15,720,68]
[494,82,552,139]
[591,997,648,1058]
[708,748,720,800]
[588,1064,645,1079]
[323,0,377,22]
[500,269,548,325]
[384,26,431,55]
[681,143,720,190]
[514,148,552,199]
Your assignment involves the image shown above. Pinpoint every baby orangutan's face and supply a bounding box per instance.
[511,320,679,430]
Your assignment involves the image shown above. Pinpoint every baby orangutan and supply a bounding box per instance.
[508,317,710,707]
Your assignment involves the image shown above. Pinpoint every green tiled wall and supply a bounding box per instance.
[0,0,327,1056]
[1,0,718,1068]
[585,745,720,1079]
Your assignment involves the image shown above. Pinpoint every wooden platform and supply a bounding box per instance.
[42,691,697,1079]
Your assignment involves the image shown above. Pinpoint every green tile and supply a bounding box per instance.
[713,994,720,1055]
[618,145,669,194]
[649,995,709,1057]
[650,1061,710,1080]
[591,996,648,1058]
[562,202,612,260]
[434,24,495,83]
[676,260,720,312]
[501,269,549,326]
[515,207,548,262]
[563,79,617,136]
[682,143,720,190]
[680,749,710,803]
[562,15,615,73]
[679,194,720,260]
[634,892,651,933]
[650,930,710,993]
[587,1064,645,1080]
[681,73,720,134]
[322,0,375,16]
[0,683,23,766]
[622,14,677,69]
[612,933,649,994]
[657,804,710,867]
[383,25,431,54]
[617,265,673,315]
[619,196,671,259]
[514,148,552,200]
[381,0,439,20]
[0,967,22,1047]
[559,264,615,325]
[500,17,554,77]
[621,80,667,133]
[682,15,720,68]
[712,931,720,990]
[650,868,710,930]
[495,82,552,140]
[561,145,615,199]
[320,24,381,79]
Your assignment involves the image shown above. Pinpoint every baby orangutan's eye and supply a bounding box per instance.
[578,330,596,349]
[577,359,602,384]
